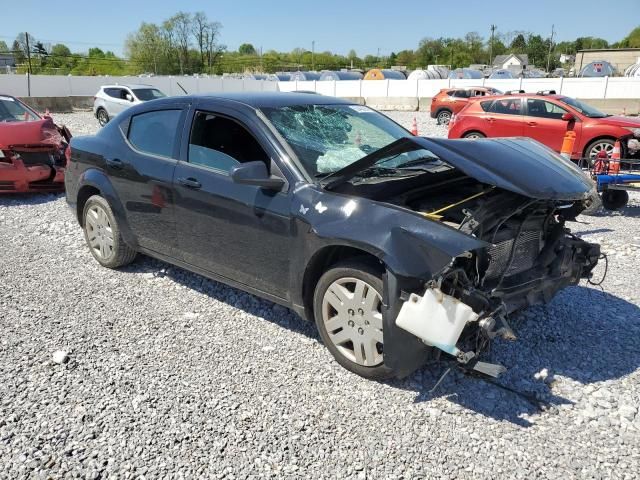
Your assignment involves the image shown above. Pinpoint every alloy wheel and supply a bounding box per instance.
[321,277,384,367]
[437,111,452,125]
[85,204,114,261]
[97,110,109,127]
[588,141,614,158]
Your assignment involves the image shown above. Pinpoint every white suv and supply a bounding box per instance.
[93,84,166,126]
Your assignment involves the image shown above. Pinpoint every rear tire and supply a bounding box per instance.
[436,109,452,125]
[313,260,394,380]
[601,190,629,211]
[83,195,137,268]
[96,108,110,127]
[463,131,485,139]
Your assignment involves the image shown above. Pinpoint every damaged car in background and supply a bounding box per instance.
[0,94,71,193]
[64,93,600,380]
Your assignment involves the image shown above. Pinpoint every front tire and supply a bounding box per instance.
[313,260,393,380]
[83,195,137,268]
[585,138,615,160]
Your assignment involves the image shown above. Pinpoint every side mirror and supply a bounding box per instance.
[125,93,134,102]
[561,112,575,121]
[230,161,285,190]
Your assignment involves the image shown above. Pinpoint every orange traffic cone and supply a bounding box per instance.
[560,131,576,159]
[610,140,621,174]
[411,117,418,136]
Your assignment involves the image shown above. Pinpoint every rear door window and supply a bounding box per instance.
[486,98,522,115]
[104,88,124,99]
[128,110,182,158]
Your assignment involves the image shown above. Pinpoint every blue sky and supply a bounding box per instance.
[1,0,637,56]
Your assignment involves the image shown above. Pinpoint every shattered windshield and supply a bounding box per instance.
[0,96,40,122]
[262,104,417,177]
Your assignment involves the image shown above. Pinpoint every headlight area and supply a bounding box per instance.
[393,199,601,378]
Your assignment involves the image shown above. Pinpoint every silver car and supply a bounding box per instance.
[93,84,166,126]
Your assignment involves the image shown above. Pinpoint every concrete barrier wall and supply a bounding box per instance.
[0,74,279,97]
[3,74,640,114]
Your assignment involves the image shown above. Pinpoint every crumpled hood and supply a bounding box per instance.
[421,137,594,201]
[0,118,66,149]
[324,136,594,201]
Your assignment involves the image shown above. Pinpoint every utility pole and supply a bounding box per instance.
[311,40,315,71]
[489,24,497,67]
[546,24,555,73]
[25,32,32,96]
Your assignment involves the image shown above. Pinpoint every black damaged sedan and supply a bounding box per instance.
[65,92,600,380]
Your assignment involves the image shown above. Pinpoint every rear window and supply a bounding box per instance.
[128,110,182,158]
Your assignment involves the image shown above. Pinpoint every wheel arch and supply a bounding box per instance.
[76,169,138,249]
[462,129,486,138]
[582,135,619,157]
[301,244,384,321]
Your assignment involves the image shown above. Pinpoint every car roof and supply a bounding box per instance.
[100,84,157,89]
[181,92,356,109]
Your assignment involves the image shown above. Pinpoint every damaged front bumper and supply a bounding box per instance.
[0,152,66,193]
[386,232,600,378]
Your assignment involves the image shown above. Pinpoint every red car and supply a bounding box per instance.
[448,92,640,160]
[430,86,502,125]
[0,94,71,193]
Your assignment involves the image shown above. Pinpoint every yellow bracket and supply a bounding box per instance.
[421,187,495,220]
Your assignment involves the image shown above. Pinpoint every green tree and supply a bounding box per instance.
[0,40,8,52]
[510,34,527,52]
[238,43,257,56]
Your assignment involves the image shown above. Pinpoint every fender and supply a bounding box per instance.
[292,183,488,281]
[76,168,139,250]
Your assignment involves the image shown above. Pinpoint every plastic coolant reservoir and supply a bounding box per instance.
[396,288,479,355]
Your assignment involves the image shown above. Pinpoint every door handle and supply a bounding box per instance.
[105,158,123,169]
[527,121,537,126]
[177,177,202,189]
[485,117,495,122]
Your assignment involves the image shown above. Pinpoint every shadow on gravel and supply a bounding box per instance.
[389,286,640,427]
[0,192,63,207]
[122,256,319,340]
[125,257,640,428]
[584,202,640,219]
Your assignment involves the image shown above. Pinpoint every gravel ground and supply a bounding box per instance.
[1,111,639,479]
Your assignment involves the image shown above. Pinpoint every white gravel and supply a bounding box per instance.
[1,111,639,479]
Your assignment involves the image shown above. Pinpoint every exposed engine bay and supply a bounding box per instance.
[335,171,601,376]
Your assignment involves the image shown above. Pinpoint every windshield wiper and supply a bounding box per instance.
[392,157,441,169]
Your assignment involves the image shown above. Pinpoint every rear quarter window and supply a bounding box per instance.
[127,110,182,158]
[480,100,493,112]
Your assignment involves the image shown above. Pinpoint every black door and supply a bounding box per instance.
[172,108,292,299]
[108,107,185,255]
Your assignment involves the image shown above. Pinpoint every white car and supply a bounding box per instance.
[93,84,166,126]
